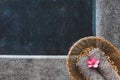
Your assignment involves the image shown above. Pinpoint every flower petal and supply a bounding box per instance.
[87,60,92,64]
[88,64,93,68]
[87,57,100,68]
[93,64,98,68]
[91,57,97,62]
[95,60,100,64]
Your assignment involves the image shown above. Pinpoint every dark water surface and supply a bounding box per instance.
[0,0,93,55]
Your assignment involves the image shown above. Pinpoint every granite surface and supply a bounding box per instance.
[96,0,120,49]
[0,56,70,80]
[0,0,92,55]
[1,0,119,80]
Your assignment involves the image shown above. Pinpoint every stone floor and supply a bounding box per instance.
[0,56,70,80]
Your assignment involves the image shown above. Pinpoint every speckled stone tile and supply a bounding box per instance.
[0,0,92,55]
[0,56,70,80]
[96,0,120,49]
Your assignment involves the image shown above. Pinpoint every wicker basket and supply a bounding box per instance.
[66,36,120,80]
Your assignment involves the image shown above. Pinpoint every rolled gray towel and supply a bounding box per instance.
[76,48,120,80]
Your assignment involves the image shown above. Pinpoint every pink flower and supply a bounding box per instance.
[87,57,100,68]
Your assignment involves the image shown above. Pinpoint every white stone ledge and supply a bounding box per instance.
[0,55,67,59]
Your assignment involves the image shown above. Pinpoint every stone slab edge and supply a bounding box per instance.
[0,55,70,80]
